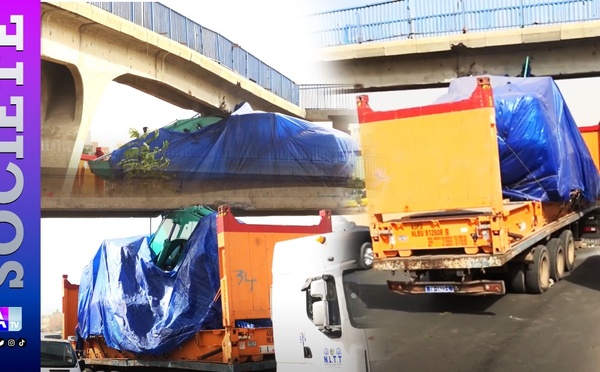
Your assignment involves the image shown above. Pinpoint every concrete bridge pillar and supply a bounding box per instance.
[305,110,357,136]
[330,115,357,135]
[41,59,114,196]
[63,70,115,194]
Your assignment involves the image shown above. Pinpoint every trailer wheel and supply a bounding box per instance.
[525,245,550,294]
[559,229,575,272]
[547,237,565,282]
[506,262,526,293]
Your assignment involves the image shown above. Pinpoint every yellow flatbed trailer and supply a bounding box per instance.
[356,77,598,295]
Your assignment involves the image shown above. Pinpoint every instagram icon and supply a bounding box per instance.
[0,307,22,332]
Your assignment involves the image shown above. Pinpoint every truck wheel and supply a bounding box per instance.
[506,262,526,293]
[547,237,565,282]
[358,242,374,269]
[525,245,550,294]
[559,229,575,272]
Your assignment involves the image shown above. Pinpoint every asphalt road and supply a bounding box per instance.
[371,247,600,372]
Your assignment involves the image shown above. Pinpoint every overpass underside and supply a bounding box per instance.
[42,184,360,218]
[313,23,600,90]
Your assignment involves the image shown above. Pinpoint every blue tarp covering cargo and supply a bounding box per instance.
[77,213,224,355]
[101,104,359,185]
[435,75,600,203]
[76,211,353,355]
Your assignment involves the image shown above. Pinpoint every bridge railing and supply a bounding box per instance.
[299,84,357,110]
[89,2,299,106]
[309,0,600,47]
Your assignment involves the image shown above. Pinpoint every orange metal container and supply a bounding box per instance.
[357,77,503,216]
[356,77,566,264]
[62,205,332,366]
[579,124,600,171]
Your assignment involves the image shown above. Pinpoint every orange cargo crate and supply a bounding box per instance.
[356,78,577,265]
[579,124,600,171]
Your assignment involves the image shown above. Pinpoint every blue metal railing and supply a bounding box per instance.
[309,0,600,47]
[299,84,356,110]
[89,2,300,106]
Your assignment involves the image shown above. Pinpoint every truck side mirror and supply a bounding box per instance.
[309,279,329,328]
[302,275,342,338]
[312,300,328,327]
[310,279,327,299]
[78,359,86,370]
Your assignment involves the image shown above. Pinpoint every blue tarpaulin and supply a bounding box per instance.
[77,213,223,355]
[104,104,359,185]
[76,212,353,355]
[436,76,600,203]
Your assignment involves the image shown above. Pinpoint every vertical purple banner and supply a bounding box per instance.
[0,0,40,370]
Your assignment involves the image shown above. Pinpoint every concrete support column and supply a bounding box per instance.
[61,71,114,194]
[330,115,357,135]
[41,59,114,196]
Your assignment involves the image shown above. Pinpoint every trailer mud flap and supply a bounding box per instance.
[387,280,505,295]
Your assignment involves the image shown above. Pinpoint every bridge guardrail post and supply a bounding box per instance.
[519,0,525,28]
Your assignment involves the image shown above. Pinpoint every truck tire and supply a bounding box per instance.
[358,242,374,269]
[559,229,575,272]
[506,262,526,293]
[525,245,551,294]
[547,237,565,282]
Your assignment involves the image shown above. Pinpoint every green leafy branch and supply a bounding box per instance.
[117,128,173,181]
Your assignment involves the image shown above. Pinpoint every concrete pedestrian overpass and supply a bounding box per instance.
[303,0,600,124]
[41,1,331,217]
[310,21,600,90]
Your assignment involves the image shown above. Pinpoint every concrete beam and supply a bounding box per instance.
[315,21,600,61]
[41,185,361,218]
[310,22,600,90]
[305,109,358,135]
[305,109,356,122]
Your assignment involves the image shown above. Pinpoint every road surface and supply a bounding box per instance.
[371,247,600,372]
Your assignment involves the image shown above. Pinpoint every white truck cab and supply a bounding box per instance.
[41,337,85,372]
[272,226,408,371]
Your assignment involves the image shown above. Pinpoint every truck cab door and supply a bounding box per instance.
[272,274,345,371]
[301,276,352,369]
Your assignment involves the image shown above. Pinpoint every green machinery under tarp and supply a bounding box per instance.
[166,114,224,132]
[88,114,224,180]
[150,205,215,271]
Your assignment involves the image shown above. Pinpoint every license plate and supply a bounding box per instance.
[425,285,455,293]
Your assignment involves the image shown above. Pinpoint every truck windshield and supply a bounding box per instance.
[342,269,409,329]
[41,340,77,368]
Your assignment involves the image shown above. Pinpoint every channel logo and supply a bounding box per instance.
[0,307,21,332]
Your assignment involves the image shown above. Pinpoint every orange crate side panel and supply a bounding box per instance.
[219,231,328,324]
[360,106,503,215]
[62,276,79,340]
[579,127,600,171]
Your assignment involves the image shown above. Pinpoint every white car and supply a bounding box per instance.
[41,337,85,372]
